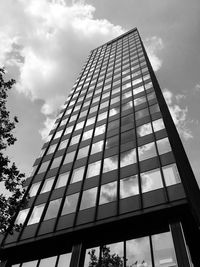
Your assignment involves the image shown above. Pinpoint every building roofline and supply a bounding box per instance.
[90,27,138,52]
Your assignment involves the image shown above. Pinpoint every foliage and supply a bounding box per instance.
[0,67,27,234]
[88,246,123,267]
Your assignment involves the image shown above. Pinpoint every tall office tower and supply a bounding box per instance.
[1,28,200,267]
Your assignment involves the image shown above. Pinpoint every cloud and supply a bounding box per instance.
[0,0,125,140]
[163,89,193,140]
[144,36,164,71]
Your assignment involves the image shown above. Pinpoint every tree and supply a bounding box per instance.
[88,245,123,267]
[0,67,27,234]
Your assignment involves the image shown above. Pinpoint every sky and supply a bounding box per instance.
[1,0,200,188]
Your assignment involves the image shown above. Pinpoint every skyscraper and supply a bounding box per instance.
[1,27,200,266]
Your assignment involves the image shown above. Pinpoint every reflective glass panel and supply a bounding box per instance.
[137,123,153,137]
[157,138,172,155]
[99,181,117,205]
[94,124,106,136]
[80,187,97,210]
[57,253,72,267]
[61,193,79,215]
[21,260,38,267]
[65,126,73,135]
[106,242,124,264]
[47,144,57,155]
[39,256,57,267]
[29,182,41,197]
[58,139,69,150]
[71,166,85,183]
[55,172,69,188]
[141,168,163,193]
[86,117,95,127]
[15,208,30,225]
[91,140,104,155]
[138,142,157,161]
[70,134,81,146]
[75,121,84,131]
[152,118,165,132]
[150,103,160,114]
[82,129,93,141]
[134,96,146,106]
[97,111,108,122]
[84,247,100,267]
[121,129,135,145]
[44,198,61,221]
[28,204,45,225]
[120,175,139,198]
[86,161,101,178]
[152,232,178,267]
[106,135,119,149]
[126,237,152,266]
[107,119,119,132]
[121,101,133,112]
[133,85,144,95]
[163,164,181,186]
[63,151,76,164]
[103,155,118,173]
[135,108,149,120]
[77,146,89,160]
[41,177,55,193]
[109,108,119,117]
[120,149,136,167]
[37,161,50,174]
[50,156,62,169]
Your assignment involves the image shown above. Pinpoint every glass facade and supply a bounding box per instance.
[2,28,197,267]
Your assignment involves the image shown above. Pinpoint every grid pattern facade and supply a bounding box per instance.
[1,28,200,267]
[12,29,182,238]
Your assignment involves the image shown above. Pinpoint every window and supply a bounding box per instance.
[152,232,178,266]
[86,160,101,178]
[121,129,135,145]
[110,96,120,105]
[29,182,41,197]
[99,181,117,205]
[106,135,119,149]
[134,95,146,106]
[157,137,172,155]
[126,237,152,266]
[121,100,133,112]
[71,166,85,183]
[54,130,63,140]
[75,121,84,131]
[61,193,79,215]
[37,160,50,174]
[47,144,57,155]
[138,142,157,161]
[152,118,165,132]
[120,175,139,198]
[27,204,45,225]
[137,122,153,137]
[91,140,104,154]
[120,149,137,167]
[70,134,81,146]
[80,187,98,210]
[41,177,55,193]
[97,111,108,122]
[150,103,160,114]
[77,146,89,160]
[141,168,163,193]
[133,85,144,95]
[100,100,109,110]
[103,155,118,173]
[39,256,57,267]
[94,124,106,136]
[21,260,38,267]
[135,108,149,120]
[82,129,93,141]
[63,151,76,165]
[50,156,62,169]
[55,172,69,188]
[15,208,30,225]
[163,164,181,186]
[65,126,73,135]
[86,116,95,127]
[58,139,69,150]
[44,198,61,221]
